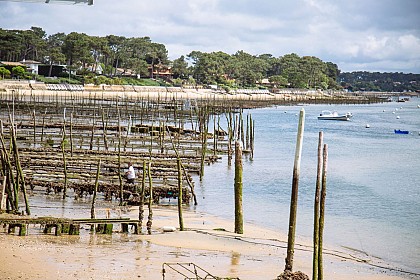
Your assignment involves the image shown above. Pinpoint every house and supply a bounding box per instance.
[86,64,104,75]
[0,61,27,72]
[38,64,66,77]
[148,64,172,79]
[20,60,42,75]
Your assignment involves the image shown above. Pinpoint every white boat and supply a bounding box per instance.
[318,110,352,121]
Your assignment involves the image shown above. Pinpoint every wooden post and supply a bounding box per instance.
[19,224,27,236]
[69,112,73,156]
[199,109,208,181]
[213,115,217,156]
[318,144,328,280]
[104,224,113,234]
[101,108,109,151]
[1,175,6,210]
[41,110,46,143]
[69,224,80,235]
[61,127,68,199]
[227,111,233,166]
[250,117,255,159]
[147,162,153,235]
[234,141,243,234]
[240,111,245,146]
[246,114,250,151]
[32,110,36,147]
[177,158,184,231]
[89,110,95,150]
[0,122,17,211]
[138,161,146,233]
[10,122,30,215]
[117,109,123,205]
[313,131,323,280]
[91,159,101,219]
[285,108,305,272]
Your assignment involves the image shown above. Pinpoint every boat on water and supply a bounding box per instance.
[394,129,409,134]
[318,110,352,121]
[397,97,410,102]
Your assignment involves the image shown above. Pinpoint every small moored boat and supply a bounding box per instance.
[318,110,352,121]
[394,129,409,134]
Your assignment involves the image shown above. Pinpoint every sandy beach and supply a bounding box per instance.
[0,206,411,280]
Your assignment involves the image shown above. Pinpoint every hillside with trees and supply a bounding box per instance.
[0,26,418,92]
[339,71,419,92]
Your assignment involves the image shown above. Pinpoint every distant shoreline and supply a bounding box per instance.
[0,80,406,106]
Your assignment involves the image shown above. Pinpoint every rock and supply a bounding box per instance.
[277,270,309,280]
[162,226,176,232]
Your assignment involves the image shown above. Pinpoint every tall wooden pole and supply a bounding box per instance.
[117,109,123,205]
[9,120,30,215]
[139,161,146,231]
[285,108,305,272]
[318,144,328,280]
[177,158,184,231]
[313,131,323,280]
[32,110,36,147]
[91,159,101,219]
[234,141,243,234]
[147,162,153,235]
[69,112,73,156]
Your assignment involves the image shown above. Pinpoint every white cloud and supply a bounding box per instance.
[0,0,419,73]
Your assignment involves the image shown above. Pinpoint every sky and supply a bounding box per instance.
[0,0,419,73]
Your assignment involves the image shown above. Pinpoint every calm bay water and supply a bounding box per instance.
[193,97,420,274]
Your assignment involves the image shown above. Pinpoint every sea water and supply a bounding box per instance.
[193,97,420,274]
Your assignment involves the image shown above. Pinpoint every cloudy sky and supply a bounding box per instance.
[1,0,419,73]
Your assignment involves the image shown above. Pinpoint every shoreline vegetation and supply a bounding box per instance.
[0,81,418,279]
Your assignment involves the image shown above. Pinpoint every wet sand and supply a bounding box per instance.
[0,207,409,280]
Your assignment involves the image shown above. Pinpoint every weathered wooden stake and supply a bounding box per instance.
[117,109,123,205]
[91,159,101,219]
[101,108,109,151]
[70,112,73,156]
[139,161,146,232]
[147,162,153,235]
[10,122,30,215]
[285,108,305,272]
[61,127,68,199]
[318,144,328,280]
[41,110,46,142]
[32,110,36,146]
[89,110,95,150]
[234,141,243,234]
[313,131,323,280]
[177,158,184,231]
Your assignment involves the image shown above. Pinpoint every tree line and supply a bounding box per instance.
[339,71,419,92]
[1,26,418,92]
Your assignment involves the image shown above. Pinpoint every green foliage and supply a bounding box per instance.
[171,78,184,87]
[35,75,81,84]
[117,77,159,86]
[269,75,288,88]
[11,66,27,78]
[6,27,415,92]
[95,75,110,85]
[0,67,11,79]
[172,55,189,79]
[339,71,419,92]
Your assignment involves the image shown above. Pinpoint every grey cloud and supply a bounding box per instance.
[0,0,419,73]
